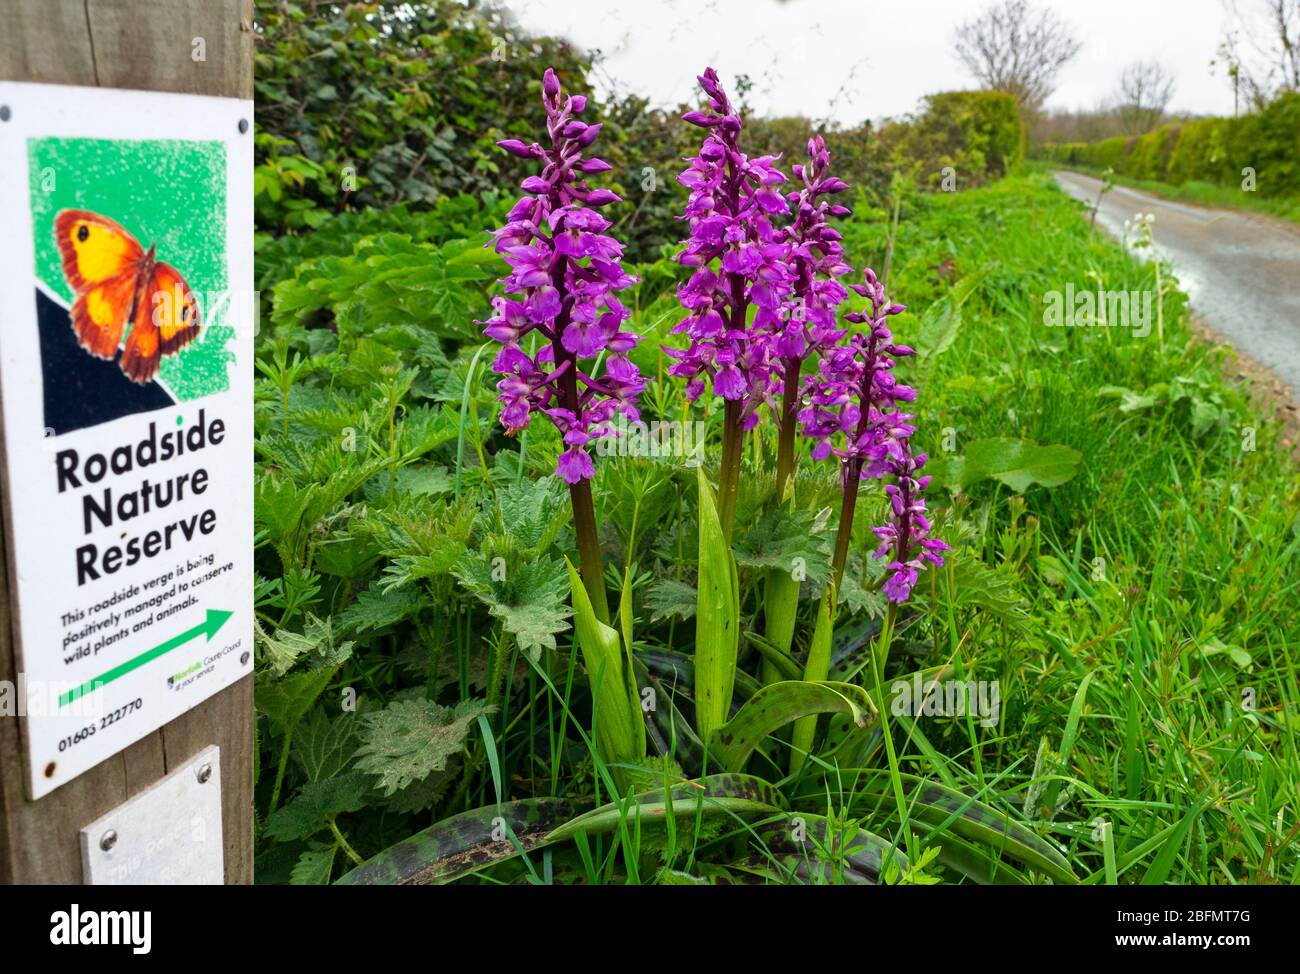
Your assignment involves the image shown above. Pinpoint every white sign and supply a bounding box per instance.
[80,745,224,885]
[0,82,253,798]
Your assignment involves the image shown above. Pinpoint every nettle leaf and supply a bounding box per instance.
[944,554,1029,622]
[292,708,360,783]
[264,771,371,841]
[301,613,356,670]
[733,505,832,587]
[336,582,422,637]
[644,577,697,622]
[452,554,572,659]
[354,698,494,796]
[255,617,316,677]
[487,478,569,553]
[836,552,887,619]
[255,661,342,736]
[290,847,336,886]
[388,759,460,815]
[838,576,888,619]
[363,465,452,502]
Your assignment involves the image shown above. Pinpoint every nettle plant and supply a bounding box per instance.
[337,67,1075,885]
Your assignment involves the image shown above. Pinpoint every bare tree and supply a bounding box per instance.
[952,0,1083,112]
[1213,0,1300,111]
[1115,61,1176,134]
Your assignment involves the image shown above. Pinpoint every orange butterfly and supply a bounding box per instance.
[54,209,201,384]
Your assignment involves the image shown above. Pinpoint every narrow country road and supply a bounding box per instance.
[1054,170,1300,401]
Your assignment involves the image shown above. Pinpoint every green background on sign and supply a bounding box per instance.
[27,137,234,401]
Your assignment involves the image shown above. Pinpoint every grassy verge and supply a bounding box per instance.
[1033,160,1300,225]
[856,170,1300,883]
[252,169,1299,884]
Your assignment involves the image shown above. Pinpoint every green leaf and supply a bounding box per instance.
[335,582,422,637]
[741,631,803,681]
[851,774,1077,884]
[710,679,876,773]
[292,708,359,783]
[453,554,572,661]
[944,554,1029,622]
[936,437,1083,492]
[565,559,645,773]
[790,589,839,772]
[489,478,568,553]
[693,468,740,743]
[733,505,832,587]
[264,772,370,841]
[917,298,962,359]
[546,773,785,844]
[255,662,342,736]
[290,847,337,886]
[254,619,317,677]
[336,797,588,885]
[644,577,697,622]
[354,698,493,796]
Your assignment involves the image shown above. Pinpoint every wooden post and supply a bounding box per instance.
[0,0,253,884]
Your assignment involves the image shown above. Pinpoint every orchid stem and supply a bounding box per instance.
[718,399,744,543]
[831,457,864,591]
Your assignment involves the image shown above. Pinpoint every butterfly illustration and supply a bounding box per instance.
[54,209,201,384]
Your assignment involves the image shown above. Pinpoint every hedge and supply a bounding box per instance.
[1039,93,1300,198]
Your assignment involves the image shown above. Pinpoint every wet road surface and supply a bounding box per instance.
[1054,169,1300,399]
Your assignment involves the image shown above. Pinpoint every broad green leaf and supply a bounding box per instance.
[292,707,359,783]
[336,798,588,885]
[453,554,572,661]
[917,298,962,359]
[644,577,697,622]
[566,559,645,773]
[335,582,422,637]
[693,468,740,743]
[943,437,1083,492]
[850,774,1077,884]
[546,773,785,844]
[944,554,1029,622]
[742,631,803,681]
[336,775,781,886]
[710,680,876,773]
[734,505,832,586]
[790,588,839,772]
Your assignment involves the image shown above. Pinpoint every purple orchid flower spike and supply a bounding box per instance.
[799,266,947,603]
[481,67,643,622]
[772,134,854,491]
[480,68,643,486]
[872,447,952,603]
[668,66,794,535]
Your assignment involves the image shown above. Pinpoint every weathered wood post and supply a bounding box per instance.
[0,0,254,884]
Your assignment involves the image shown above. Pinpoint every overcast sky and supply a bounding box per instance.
[497,0,1241,125]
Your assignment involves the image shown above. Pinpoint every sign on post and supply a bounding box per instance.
[0,81,253,799]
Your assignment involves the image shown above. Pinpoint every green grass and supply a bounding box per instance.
[1037,160,1300,225]
[855,170,1300,883]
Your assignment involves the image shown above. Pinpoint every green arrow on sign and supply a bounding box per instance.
[59,608,234,709]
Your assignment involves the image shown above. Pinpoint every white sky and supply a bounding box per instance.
[498,0,1241,125]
